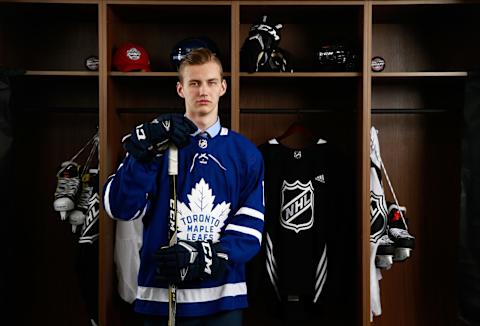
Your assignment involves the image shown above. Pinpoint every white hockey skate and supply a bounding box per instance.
[53,161,80,220]
[375,233,395,269]
[387,203,415,262]
[68,170,94,232]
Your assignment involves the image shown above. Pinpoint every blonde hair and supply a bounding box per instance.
[178,48,224,82]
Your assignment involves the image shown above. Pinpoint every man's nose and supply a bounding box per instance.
[199,83,208,95]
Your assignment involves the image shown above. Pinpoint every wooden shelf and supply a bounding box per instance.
[240,72,361,78]
[109,71,177,77]
[109,72,359,79]
[9,0,99,3]
[109,71,232,77]
[25,70,99,76]
[372,71,468,78]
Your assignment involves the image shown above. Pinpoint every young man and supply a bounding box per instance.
[103,48,265,325]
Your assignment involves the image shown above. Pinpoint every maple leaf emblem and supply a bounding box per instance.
[177,178,231,242]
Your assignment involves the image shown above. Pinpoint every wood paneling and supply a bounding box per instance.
[12,109,98,325]
[0,3,98,70]
[372,4,480,72]
[371,113,461,326]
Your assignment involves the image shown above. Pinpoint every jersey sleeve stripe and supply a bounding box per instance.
[314,245,328,303]
[266,233,278,269]
[132,204,148,221]
[315,245,327,276]
[315,256,327,291]
[313,271,327,303]
[137,282,247,303]
[225,224,262,244]
[104,176,148,221]
[266,258,281,300]
[78,234,99,244]
[235,207,264,221]
[103,177,115,218]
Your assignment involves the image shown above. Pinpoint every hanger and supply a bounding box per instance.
[277,109,315,140]
[276,111,316,148]
[277,120,315,141]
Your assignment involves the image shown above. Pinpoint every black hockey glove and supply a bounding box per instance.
[166,114,198,148]
[249,22,282,50]
[240,35,266,73]
[155,240,228,284]
[241,15,283,73]
[123,113,197,162]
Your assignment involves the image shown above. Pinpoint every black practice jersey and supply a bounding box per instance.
[251,138,338,320]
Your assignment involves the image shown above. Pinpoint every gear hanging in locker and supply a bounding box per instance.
[248,136,347,322]
[52,132,100,325]
[370,126,416,320]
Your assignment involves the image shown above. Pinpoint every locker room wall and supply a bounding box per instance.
[0,3,100,324]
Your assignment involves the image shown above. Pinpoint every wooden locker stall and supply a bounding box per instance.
[238,3,365,325]
[0,1,99,325]
[99,2,233,325]
[370,2,480,325]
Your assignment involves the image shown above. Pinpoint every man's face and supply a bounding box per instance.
[176,61,227,119]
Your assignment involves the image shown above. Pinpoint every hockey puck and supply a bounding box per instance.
[85,56,99,71]
[371,56,385,72]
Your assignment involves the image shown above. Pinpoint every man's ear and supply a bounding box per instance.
[220,79,227,97]
[176,81,185,98]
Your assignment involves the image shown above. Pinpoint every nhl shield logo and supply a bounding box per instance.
[198,138,208,149]
[370,192,388,242]
[280,180,314,233]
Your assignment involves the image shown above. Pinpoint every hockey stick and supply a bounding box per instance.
[168,144,179,326]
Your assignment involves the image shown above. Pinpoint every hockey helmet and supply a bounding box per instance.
[315,43,359,72]
[112,43,151,72]
[170,37,220,70]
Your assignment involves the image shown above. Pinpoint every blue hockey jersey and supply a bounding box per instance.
[103,126,265,317]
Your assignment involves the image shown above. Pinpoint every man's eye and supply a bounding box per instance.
[209,81,218,85]
[190,82,198,86]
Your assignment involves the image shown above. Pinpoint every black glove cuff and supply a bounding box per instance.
[196,241,228,280]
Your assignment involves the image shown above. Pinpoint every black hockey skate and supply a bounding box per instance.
[387,203,415,262]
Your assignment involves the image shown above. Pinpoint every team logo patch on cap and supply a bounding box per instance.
[127,47,141,61]
[112,42,151,72]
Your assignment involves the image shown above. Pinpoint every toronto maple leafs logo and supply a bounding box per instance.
[177,178,231,242]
